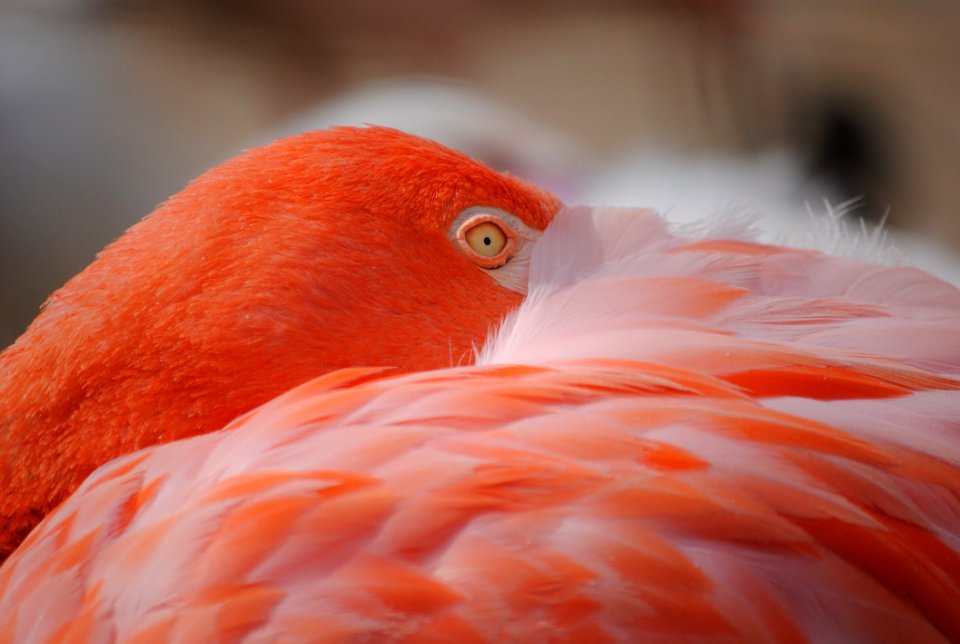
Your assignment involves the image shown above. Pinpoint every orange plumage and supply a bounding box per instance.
[2,131,960,642]
[0,126,560,558]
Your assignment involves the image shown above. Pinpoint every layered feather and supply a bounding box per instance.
[2,207,959,642]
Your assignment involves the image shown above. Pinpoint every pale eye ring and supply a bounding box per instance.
[456,214,516,268]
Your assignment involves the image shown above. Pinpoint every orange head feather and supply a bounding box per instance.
[0,126,561,557]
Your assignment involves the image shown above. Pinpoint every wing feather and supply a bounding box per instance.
[3,207,959,642]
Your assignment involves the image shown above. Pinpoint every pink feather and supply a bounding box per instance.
[2,207,959,642]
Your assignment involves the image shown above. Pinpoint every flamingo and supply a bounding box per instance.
[2,128,960,642]
[0,126,560,559]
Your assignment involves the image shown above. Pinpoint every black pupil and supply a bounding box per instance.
[483,236,492,246]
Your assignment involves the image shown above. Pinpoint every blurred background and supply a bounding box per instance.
[2,0,959,346]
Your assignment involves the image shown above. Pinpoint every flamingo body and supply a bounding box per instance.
[2,207,959,641]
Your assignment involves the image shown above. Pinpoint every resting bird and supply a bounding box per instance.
[0,126,560,558]
[3,128,960,642]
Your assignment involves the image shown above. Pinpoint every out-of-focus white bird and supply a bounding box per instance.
[278,78,960,285]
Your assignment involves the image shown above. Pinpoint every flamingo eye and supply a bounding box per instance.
[465,222,507,257]
[457,215,516,268]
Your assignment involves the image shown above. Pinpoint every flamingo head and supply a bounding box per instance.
[0,126,561,556]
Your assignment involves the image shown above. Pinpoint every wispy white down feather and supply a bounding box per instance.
[479,206,960,368]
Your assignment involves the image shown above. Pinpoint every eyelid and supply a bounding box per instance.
[447,206,541,295]
[456,214,517,268]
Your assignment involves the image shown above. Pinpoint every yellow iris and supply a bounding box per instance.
[464,222,507,257]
